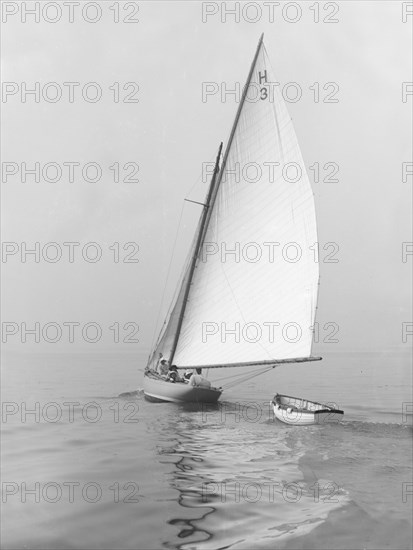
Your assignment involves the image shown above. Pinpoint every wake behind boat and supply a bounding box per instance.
[143,34,329,404]
[272,393,344,425]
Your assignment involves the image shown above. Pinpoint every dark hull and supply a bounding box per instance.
[144,374,222,403]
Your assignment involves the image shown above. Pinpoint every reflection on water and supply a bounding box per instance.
[2,352,412,549]
[164,454,216,547]
[146,393,412,550]
[154,412,217,548]
[150,404,353,549]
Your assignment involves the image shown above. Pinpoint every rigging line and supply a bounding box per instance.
[149,149,217,355]
[169,143,224,365]
[218,365,273,386]
[185,149,217,200]
[221,366,274,389]
[149,201,186,353]
[213,367,270,383]
[222,368,273,389]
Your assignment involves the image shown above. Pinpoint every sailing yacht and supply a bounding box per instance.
[144,34,321,404]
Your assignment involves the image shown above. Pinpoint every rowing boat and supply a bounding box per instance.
[271,393,344,425]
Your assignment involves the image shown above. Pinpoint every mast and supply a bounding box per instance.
[169,142,223,363]
[190,34,265,290]
[211,33,264,212]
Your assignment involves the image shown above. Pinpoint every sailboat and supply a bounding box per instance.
[144,34,324,405]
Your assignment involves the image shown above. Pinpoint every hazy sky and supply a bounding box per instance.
[2,1,412,355]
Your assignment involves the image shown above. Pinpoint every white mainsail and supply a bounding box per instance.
[151,36,319,370]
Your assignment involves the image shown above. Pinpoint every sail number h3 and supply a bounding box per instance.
[258,70,270,100]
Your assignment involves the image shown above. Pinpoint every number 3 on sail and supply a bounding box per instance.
[258,70,269,100]
[143,34,336,415]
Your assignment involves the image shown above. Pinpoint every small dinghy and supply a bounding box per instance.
[271,393,344,425]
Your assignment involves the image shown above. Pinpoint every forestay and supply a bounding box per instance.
[146,217,202,370]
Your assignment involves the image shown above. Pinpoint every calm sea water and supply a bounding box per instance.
[1,351,412,550]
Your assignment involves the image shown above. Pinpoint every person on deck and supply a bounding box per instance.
[159,359,169,377]
[189,368,211,388]
[183,370,193,383]
[156,353,164,373]
[167,365,181,383]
